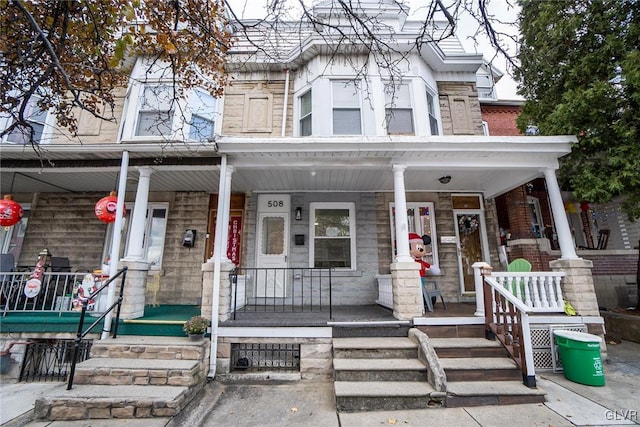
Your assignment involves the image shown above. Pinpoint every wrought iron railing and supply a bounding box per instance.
[229,267,333,319]
[67,266,128,390]
[18,339,92,382]
[1,271,93,315]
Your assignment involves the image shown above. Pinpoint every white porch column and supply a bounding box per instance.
[219,165,234,263]
[124,166,154,261]
[392,164,412,263]
[543,168,578,260]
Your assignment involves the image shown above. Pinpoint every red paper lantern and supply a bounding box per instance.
[0,194,24,227]
[95,191,126,223]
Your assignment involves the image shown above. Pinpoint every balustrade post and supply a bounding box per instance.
[520,311,536,388]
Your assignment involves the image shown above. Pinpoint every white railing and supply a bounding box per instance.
[490,272,565,313]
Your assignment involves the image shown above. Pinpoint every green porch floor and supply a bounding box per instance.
[0,305,201,337]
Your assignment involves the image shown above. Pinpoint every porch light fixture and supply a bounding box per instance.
[438,176,452,184]
[295,207,302,221]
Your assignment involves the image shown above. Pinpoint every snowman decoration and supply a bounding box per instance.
[72,274,97,311]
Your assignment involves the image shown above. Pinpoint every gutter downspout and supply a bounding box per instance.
[101,150,129,340]
[281,69,290,137]
[208,154,228,377]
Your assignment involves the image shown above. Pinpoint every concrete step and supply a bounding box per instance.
[445,381,547,407]
[333,337,418,359]
[333,358,427,382]
[416,324,485,339]
[34,384,199,420]
[73,357,202,386]
[440,357,521,382]
[430,337,508,358]
[331,323,411,338]
[89,335,207,361]
[335,380,436,412]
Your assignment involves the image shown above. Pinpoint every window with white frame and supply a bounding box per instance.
[135,85,174,137]
[188,90,216,141]
[332,80,361,135]
[299,90,312,136]
[426,91,439,136]
[2,96,50,144]
[310,202,356,269]
[0,205,30,263]
[385,83,414,135]
[389,202,438,267]
[102,203,169,271]
[527,196,543,238]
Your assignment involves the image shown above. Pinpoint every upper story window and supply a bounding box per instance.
[135,85,174,137]
[332,80,361,135]
[2,96,51,145]
[426,91,439,135]
[188,90,216,141]
[385,83,414,135]
[299,90,312,136]
[310,202,356,270]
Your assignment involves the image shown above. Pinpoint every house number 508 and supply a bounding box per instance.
[268,201,284,207]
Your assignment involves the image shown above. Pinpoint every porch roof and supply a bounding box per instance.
[0,135,575,198]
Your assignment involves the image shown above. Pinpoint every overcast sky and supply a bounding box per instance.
[225,0,522,99]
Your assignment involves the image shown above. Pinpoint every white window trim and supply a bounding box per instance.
[384,81,415,135]
[309,202,357,271]
[1,95,54,145]
[389,202,439,267]
[298,89,312,137]
[426,88,441,136]
[331,80,362,136]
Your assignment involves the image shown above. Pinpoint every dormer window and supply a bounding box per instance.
[332,80,361,135]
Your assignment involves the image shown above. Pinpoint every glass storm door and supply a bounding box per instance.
[256,212,289,297]
[454,211,488,293]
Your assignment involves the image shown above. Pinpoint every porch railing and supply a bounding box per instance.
[483,274,537,387]
[229,267,333,319]
[491,271,566,313]
[1,271,109,316]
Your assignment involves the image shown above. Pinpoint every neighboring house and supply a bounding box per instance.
[479,82,639,311]
[1,0,607,388]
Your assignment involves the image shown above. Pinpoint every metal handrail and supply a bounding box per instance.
[66,266,128,390]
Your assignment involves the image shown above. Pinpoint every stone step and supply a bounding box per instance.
[445,381,547,407]
[334,358,427,382]
[34,384,197,421]
[89,335,206,361]
[335,380,436,412]
[416,324,485,339]
[430,337,508,358]
[333,337,418,359]
[73,357,202,387]
[440,357,521,382]
[331,323,411,338]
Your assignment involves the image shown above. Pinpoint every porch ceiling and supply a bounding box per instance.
[0,135,575,199]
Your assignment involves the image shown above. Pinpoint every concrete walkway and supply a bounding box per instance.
[2,340,639,427]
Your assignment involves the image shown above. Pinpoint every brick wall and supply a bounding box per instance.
[480,104,522,136]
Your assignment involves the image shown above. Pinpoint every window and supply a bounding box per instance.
[0,206,30,262]
[426,91,439,135]
[390,202,438,266]
[299,90,312,136]
[482,120,489,136]
[310,202,356,269]
[385,83,414,134]
[3,96,49,144]
[188,90,216,141]
[332,81,361,135]
[103,203,168,270]
[135,85,174,136]
[527,196,543,238]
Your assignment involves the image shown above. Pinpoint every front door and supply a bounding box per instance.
[256,194,290,297]
[454,210,489,293]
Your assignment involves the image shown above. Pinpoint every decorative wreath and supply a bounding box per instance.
[458,215,479,235]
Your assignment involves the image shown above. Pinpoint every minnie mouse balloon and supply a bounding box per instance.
[0,194,24,227]
[95,191,126,223]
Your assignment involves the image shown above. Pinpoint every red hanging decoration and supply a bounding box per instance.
[95,191,126,223]
[0,194,24,227]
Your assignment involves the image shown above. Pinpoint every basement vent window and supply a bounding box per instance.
[230,343,300,372]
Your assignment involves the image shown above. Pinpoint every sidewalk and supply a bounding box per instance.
[2,340,639,427]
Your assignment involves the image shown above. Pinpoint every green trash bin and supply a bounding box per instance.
[554,330,605,386]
